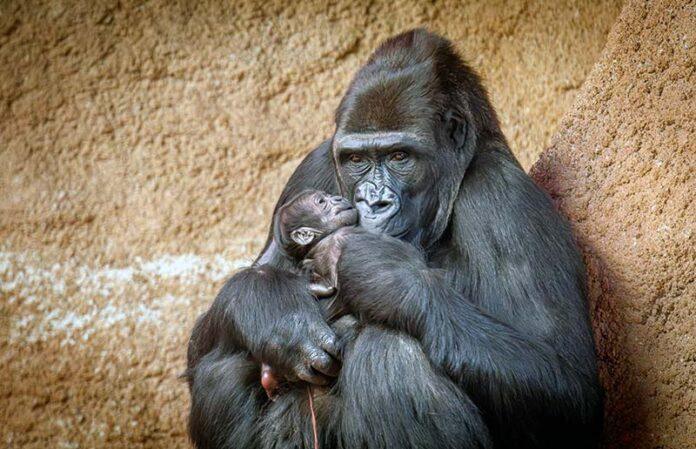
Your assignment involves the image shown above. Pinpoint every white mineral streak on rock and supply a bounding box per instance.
[1,250,250,345]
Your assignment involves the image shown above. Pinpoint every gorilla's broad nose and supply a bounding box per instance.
[355,182,397,215]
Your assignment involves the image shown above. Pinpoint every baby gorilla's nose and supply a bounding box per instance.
[329,195,351,209]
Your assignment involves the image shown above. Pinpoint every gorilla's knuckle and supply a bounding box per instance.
[322,329,338,345]
[300,344,320,362]
[311,351,330,367]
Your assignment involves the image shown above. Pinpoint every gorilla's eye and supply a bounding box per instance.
[348,154,364,164]
[390,151,408,162]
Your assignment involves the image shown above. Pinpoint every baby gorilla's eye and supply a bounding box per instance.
[390,151,408,162]
[348,154,364,164]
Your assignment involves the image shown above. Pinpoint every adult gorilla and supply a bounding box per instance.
[186,29,603,449]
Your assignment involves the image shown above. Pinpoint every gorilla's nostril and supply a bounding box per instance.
[362,199,393,213]
[372,200,392,209]
[354,182,398,215]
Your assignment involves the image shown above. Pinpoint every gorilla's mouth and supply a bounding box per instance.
[355,197,401,232]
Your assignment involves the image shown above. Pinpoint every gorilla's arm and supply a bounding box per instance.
[335,152,602,445]
[338,233,601,442]
[194,267,339,381]
[188,139,340,375]
[186,141,341,448]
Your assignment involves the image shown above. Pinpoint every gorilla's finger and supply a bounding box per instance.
[317,330,340,359]
[309,349,340,377]
[309,282,336,298]
[295,364,331,386]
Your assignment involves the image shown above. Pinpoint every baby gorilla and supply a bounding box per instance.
[275,189,359,297]
[262,189,361,399]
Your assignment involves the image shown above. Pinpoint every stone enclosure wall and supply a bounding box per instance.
[530,1,695,447]
[0,0,693,448]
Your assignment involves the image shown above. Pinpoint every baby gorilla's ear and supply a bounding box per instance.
[289,227,319,246]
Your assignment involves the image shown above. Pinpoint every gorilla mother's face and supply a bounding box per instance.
[331,52,468,247]
[332,129,439,243]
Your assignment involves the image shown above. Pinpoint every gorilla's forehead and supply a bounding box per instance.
[338,63,439,135]
[333,131,432,153]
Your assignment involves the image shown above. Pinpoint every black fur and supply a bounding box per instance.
[186,29,602,449]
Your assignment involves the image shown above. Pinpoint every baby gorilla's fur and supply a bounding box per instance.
[274,189,359,298]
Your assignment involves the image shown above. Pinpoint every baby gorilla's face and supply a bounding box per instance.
[281,190,358,252]
[307,190,358,232]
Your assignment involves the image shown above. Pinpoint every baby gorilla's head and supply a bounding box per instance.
[275,190,358,260]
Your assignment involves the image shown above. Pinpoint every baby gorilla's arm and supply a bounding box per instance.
[306,227,359,299]
[258,226,360,399]
[301,258,337,298]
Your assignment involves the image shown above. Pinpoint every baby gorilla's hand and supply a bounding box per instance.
[309,281,336,298]
[302,257,336,297]
[306,227,355,296]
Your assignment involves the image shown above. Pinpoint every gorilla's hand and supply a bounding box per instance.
[214,266,341,386]
[258,314,358,399]
[334,231,428,327]
[258,304,341,386]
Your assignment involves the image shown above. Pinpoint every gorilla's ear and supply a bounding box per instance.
[443,109,468,152]
[290,227,319,246]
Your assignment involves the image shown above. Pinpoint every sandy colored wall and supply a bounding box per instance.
[530,1,695,447]
[1,0,691,448]
[0,0,622,261]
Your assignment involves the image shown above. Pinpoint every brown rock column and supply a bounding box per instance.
[530,1,695,448]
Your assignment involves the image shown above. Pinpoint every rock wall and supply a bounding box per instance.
[530,0,695,447]
[2,0,691,448]
[0,0,620,262]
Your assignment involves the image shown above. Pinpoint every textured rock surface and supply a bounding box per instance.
[5,0,691,448]
[530,0,695,447]
[0,0,621,261]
